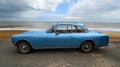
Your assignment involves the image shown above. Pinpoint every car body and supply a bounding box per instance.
[11,23,109,53]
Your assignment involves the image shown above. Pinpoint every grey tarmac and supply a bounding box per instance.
[0,42,120,67]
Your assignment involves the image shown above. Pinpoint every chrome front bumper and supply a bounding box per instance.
[12,46,15,48]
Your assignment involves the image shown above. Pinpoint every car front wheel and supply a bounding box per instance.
[80,41,94,53]
[17,41,31,54]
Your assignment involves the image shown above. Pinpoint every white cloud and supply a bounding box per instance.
[66,0,120,22]
[0,0,120,22]
[24,0,70,11]
[18,10,41,18]
[0,0,70,19]
[101,9,120,18]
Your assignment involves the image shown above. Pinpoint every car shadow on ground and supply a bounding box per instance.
[30,48,104,54]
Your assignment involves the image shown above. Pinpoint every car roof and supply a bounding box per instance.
[52,22,85,26]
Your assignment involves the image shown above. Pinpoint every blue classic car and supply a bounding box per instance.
[11,23,109,54]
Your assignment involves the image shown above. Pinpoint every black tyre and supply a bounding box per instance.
[17,41,31,54]
[80,41,94,53]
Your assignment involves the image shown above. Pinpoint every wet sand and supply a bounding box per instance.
[0,30,120,42]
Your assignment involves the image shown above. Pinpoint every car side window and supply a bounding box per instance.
[72,25,84,33]
[52,25,72,33]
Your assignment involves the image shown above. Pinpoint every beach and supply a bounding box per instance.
[0,22,120,42]
[103,32,120,42]
[0,30,27,41]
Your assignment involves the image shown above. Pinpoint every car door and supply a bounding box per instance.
[70,25,86,48]
[45,24,73,48]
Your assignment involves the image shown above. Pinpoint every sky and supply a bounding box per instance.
[0,0,120,22]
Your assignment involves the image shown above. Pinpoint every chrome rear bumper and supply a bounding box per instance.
[108,43,110,46]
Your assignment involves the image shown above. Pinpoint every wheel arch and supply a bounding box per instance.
[16,40,33,49]
[79,40,95,48]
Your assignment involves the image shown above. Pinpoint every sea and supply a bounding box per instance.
[0,21,120,32]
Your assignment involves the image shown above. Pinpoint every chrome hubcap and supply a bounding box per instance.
[82,42,92,51]
[81,42,93,52]
[20,44,28,52]
[85,44,89,49]
[22,45,27,50]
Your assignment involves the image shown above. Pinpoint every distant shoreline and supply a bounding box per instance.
[0,22,120,32]
[0,22,120,42]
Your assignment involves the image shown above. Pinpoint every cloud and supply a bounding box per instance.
[25,0,70,11]
[0,0,70,20]
[0,0,29,13]
[66,0,120,22]
[0,0,120,22]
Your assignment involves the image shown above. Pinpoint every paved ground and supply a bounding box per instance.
[0,42,120,67]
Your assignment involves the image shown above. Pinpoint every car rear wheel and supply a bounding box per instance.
[17,41,31,54]
[80,41,94,53]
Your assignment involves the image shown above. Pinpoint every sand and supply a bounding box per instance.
[0,30,120,42]
[103,32,120,42]
[0,30,27,41]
